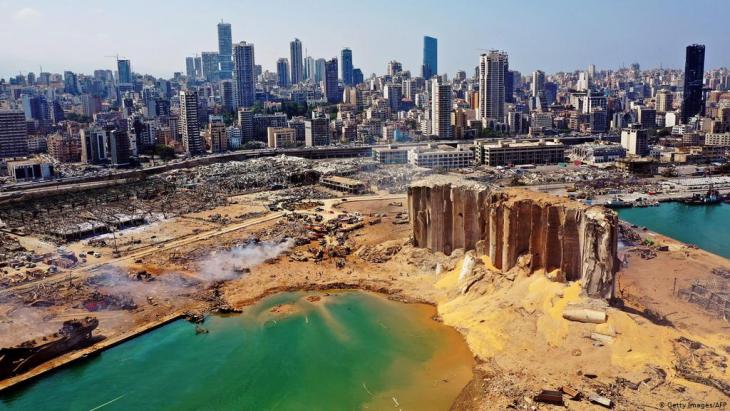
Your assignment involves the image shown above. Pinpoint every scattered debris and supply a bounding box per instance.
[534,390,564,406]
[562,306,608,324]
[588,392,612,408]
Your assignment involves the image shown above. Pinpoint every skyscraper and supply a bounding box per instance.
[352,68,364,85]
[277,58,290,87]
[64,71,79,95]
[384,83,403,112]
[220,79,234,112]
[232,42,256,108]
[185,57,196,78]
[324,58,340,103]
[179,90,203,155]
[315,58,326,83]
[22,95,51,133]
[681,44,705,123]
[0,110,29,158]
[505,69,514,103]
[341,48,353,85]
[201,52,220,82]
[117,59,132,84]
[194,56,203,78]
[422,36,438,79]
[304,56,315,81]
[290,38,303,84]
[479,51,508,124]
[531,70,545,97]
[387,60,403,77]
[217,21,233,80]
[431,78,452,138]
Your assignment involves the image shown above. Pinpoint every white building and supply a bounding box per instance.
[478,51,508,125]
[407,144,474,169]
[430,78,452,138]
[620,126,649,157]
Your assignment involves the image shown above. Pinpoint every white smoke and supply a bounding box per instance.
[198,239,295,282]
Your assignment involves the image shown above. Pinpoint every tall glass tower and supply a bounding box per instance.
[290,38,303,84]
[341,48,353,85]
[422,36,437,79]
[681,44,705,124]
[117,59,132,84]
[233,42,256,108]
[218,22,233,80]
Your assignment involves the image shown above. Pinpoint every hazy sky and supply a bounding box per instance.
[2,0,729,80]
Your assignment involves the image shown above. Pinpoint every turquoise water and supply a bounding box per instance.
[0,291,473,411]
[618,202,730,259]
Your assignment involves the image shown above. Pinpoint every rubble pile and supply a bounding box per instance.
[259,187,333,211]
[81,292,137,312]
[356,240,404,263]
[618,223,642,243]
[677,279,730,320]
[312,158,378,176]
[513,167,630,186]
[160,156,321,194]
[353,164,432,193]
[0,235,57,289]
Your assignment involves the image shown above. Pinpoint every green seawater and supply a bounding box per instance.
[618,202,730,259]
[0,291,473,411]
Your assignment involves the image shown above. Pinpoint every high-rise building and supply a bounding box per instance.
[431,78,452,138]
[531,70,545,98]
[237,108,254,142]
[304,56,315,81]
[64,71,79,95]
[324,58,340,103]
[315,58,326,83]
[290,38,303,84]
[305,117,330,146]
[478,51,508,124]
[201,52,220,82]
[656,89,673,113]
[277,58,290,87]
[232,42,256,108]
[80,126,108,164]
[621,125,649,156]
[186,57,196,78]
[387,60,403,77]
[217,21,233,80]
[179,90,203,155]
[22,95,51,133]
[341,48,353,85]
[81,94,102,117]
[117,59,132,84]
[422,36,438,79]
[384,84,403,112]
[220,80,234,112]
[681,44,705,123]
[505,69,514,103]
[108,129,131,166]
[194,56,203,78]
[352,68,364,85]
[0,110,29,158]
[208,116,228,152]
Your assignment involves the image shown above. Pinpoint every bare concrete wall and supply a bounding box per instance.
[408,176,618,299]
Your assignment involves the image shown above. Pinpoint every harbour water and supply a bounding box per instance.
[618,202,730,259]
[0,291,474,411]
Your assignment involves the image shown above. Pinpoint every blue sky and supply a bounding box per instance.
[2,0,729,80]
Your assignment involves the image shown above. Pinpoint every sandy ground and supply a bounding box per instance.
[1,194,729,410]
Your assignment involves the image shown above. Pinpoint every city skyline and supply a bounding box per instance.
[2,0,730,80]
